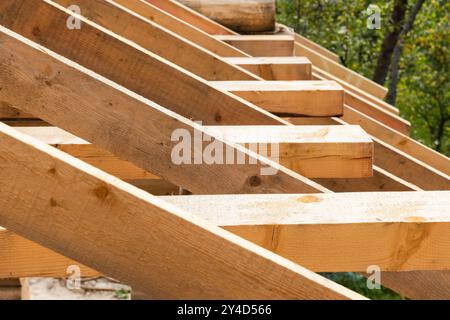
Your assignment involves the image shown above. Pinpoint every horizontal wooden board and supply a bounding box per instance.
[16,126,374,179]
[211,81,344,116]
[0,123,362,299]
[215,35,295,57]
[223,56,312,80]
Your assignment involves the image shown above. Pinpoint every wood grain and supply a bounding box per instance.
[0,123,363,299]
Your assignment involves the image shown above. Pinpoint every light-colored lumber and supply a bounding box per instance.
[16,126,374,179]
[215,35,295,57]
[146,0,235,35]
[329,118,450,191]
[312,70,409,134]
[2,191,450,278]
[313,66,399,115]
[0,123,362,300]
[338,106,450,177]
[53,0,258,81]
[0,1,419,192]
[380,271,450,300]
[314,165,421,192]
[211,81,344,116]
[0,0,280,126]
[294,39,388,100]
[294,34,340,63]
[136,2,450,299]
[288,115,450,191]
[176,0,276,33]
[0,26,327,195]
[223,57,312,80]
[115,0,248,57]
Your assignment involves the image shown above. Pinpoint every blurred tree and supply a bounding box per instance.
[277,0,449,155]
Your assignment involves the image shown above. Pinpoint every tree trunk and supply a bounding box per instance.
[386,0,426,105]
[372,0,408,85]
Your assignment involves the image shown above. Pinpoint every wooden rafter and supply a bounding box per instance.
[0,26,327,195]
[0,123,363,299]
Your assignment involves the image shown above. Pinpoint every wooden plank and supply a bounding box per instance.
[2,191,450,277]
[380,271,450,300]
[313,66,399,116]
[294,34,340,63]
[176,0,276,33]
[19,125,412,193]
[145,0,235,35]
[0,1,408,192]
[215,35,295,57]
[288,115,450,191]
[339,106,450,177]
[211,81,344,116]
[53,0,259,81]
[0,123,362,299]
[0,103,33,119]
[0,26,327,195]
[16,126,374,179]
[294,40,388,100]
[124,2,450,299]
[114,0,248,57]
[329,118,450,191]
[0,0,282,126]
[223,57,312,80]
[0,279,21,300]
[314,165,421,192]
[312,70,409,134]
[108,1,446,185]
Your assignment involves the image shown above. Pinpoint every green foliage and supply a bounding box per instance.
[321,273,406,300]
[114,288,131,300]
[277,0,450,155]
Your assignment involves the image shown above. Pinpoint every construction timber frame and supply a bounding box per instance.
[0,0,449,300]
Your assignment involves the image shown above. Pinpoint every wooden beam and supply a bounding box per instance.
[339,106,450,177]
[211,81,344,116]
[0,103,33,119]
[0,123,362,299]
[294,39,388,100]
[312,70,409,134]
[52,0,259,81]
[0,279,21,300]
[2,3,442,190]
[330,117,450,191]
[0,0,282,126]
[16,126,374,179]
[223,57,312,80]
[176,0,276,33]
[287,115,450,191]
[215,35,295,57]
[313,66,399,116]
[294,34,340,63]
[2,191,450,278]
[314,165,421,192]
[115,0,248,57]
[0,26,326,195]
[18,124,415,193]
[0,1,416,193]
[380,271,450,300]
[145,0,235,35]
